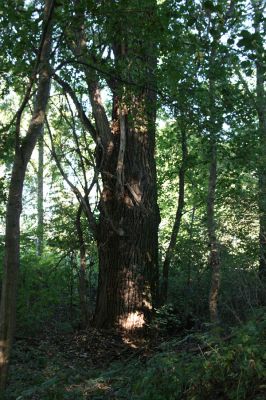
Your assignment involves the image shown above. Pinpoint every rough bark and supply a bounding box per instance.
[94,79,160,329]
[0,0,54,390]
[94,109,160,329]
[97,4,160,330]
[70,0,160,330]
[161,124,188,305]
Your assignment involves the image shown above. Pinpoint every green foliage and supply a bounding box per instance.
[6,339,90,400]
[0,1,265,399]
[16,247,80,334]
[149,304,182,334]
[5,311,266,399]
[132,311,266,400]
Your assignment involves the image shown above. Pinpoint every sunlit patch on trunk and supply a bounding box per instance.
[119,311,145,330]
[0,340,8,365]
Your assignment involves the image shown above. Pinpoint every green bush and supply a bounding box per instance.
[149,304,182,335]
[17,248,79,334]
[132,310,266,400]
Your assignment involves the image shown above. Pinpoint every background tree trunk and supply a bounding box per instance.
[207,44,221,324]
[76,204,89,328]
[253,1,266,279]
[207,138,220,323]
[161,122,188,305]
[37,131,44,256]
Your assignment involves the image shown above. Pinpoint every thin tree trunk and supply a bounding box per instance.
[37,131,44,256]
[253,1,266,278]
[76,204,89,328]
[187,205,196,288]
[207,138,220,323]
[0,0,54,390]
[258,137,266,279]
[207,43,220,324]
[205,0,235,325]
[161,123,188,305]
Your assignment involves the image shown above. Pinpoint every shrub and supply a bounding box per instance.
[133,309,266,400]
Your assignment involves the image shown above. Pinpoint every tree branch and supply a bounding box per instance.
[45,116,98,239]
[52,73,98,143]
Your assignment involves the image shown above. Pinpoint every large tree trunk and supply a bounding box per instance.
[94,113,160,329]
[94,72,160,328]
[94,4,160,330]
[70,0,160,330]
[0,0,54,390]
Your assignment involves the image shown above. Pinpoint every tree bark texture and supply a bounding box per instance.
[0,0,54,391]
[71,0,160,330]
[161,124,188,305]
[94,109,160,329]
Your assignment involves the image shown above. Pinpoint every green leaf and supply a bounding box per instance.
[203,1,215,12]
[227,38,234,45]
[240,60,251,69]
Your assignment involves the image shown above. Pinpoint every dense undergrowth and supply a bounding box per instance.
[6,308,266,400]
[1,245,265,399]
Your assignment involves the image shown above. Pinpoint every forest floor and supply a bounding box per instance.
[7,325,162,399]
[6,310,266,400]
